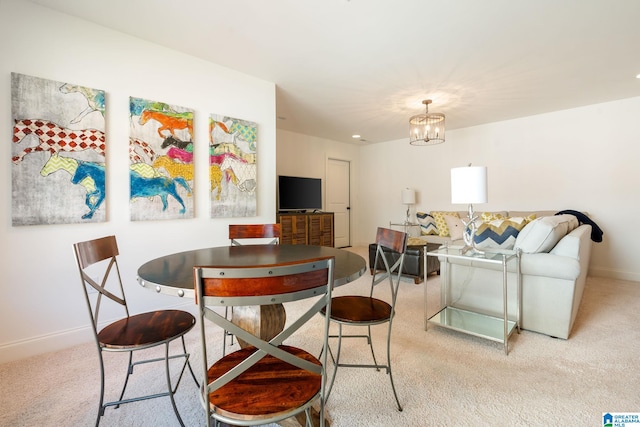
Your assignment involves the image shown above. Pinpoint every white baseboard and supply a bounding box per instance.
[0,325,93,365]
[588,266,640,283]
[0,301,198,365]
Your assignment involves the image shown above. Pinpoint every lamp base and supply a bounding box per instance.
[461,204,484,255]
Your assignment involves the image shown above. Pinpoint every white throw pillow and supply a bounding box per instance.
[514,214,579,253]
[443,215,465,241]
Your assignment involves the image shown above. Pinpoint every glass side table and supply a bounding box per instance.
[424,244,522,355]
[389,221,420,236]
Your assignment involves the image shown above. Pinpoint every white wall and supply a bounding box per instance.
[0,0,276,363]
[276,129,361,243]
[358,97,640,282]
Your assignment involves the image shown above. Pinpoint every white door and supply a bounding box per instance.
[326,158,350,247]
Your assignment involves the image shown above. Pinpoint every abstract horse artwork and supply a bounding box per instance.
[58,83,105,124]
[12,119,105,164]
[139,109,193,138]
[40,154,105,219]
[70,161,107,219]
[220,156,257,193]
[161,135,193,151]
[153,155,194,181]
[130,172,191,214]
[210,164,237,200]
[129,137,157,163]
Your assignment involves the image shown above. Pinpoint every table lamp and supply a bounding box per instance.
[451,165,487,252]
[402,188,416,225]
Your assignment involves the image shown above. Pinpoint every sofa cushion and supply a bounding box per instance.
[474,215,535,250]
[444,215,465,240]
[480,211,509,222]
[431,211,460,237]
[515,214,579,253]
[416,211,438,235]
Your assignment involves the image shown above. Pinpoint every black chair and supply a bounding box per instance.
[322,227,407,411]
[194,255,334,427]
[73,235,198,426]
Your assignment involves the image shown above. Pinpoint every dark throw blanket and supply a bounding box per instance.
[555,209,604,242]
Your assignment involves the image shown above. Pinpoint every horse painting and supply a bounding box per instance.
[59,83,105,124]
[70,161,107,219]
[12,119,105,164]
[161,135,193,151]
[139,109,193,138]
[210,164,237,200]
[220,156,256,193]
[153,155,194,181]
[130,172,191,214]
[40,154,105,219]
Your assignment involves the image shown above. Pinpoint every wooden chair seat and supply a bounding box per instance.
[322,227,407,411]
[98,310,195,349]
[206,345,321,420]
[74,235,198,426]
[322,296,391,324]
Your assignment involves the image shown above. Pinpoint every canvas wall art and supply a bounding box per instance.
[129,97,195,221]
[209,114,257,217]
[11,73,107,225]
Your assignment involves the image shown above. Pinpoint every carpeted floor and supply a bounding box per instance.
[1,246,638,426]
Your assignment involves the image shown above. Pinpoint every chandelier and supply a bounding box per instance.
[409,99,445,145]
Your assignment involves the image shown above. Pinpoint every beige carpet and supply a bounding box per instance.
[1,246,638,426]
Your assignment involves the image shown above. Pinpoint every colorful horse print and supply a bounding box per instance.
[69,161,107,219]
[210,164,238,200]
[139,109,193,138]
[12,119,105,164]
[129,137,157,163]
[130,98,173,117]
[59,83,105,124]
[153,155,194,181]
[220,156,257,193]
[130,172,191,214]
[40,153,98,207]
[161,135,193,151]
[167,146,193,163]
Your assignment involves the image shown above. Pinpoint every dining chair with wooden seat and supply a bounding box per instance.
[222,223,281,355]
[322,227,408,411]
[73,235,198,427]
[194,255,335,427]
[229,223,280,246]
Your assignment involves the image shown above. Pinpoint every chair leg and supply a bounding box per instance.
[366,325,380,371]
[324,323,344,404]
[164,342,186,427]
[180,335,199,387]
[115,351,135,408]
[386,324,402,412]
[222,306,235,357]
[96,350,106,427]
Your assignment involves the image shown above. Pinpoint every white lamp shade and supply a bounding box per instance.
[402,188,416,204]
[451,166,488,204]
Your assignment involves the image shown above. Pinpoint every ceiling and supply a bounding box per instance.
[30,0,640,144]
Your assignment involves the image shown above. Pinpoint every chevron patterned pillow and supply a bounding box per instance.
[474,215,536,250]
[416,211,438,235]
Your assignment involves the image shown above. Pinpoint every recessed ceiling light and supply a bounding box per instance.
[352,134,361,139]
[636,74,640,79]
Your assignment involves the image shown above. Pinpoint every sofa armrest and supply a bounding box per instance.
[549,224,592,260]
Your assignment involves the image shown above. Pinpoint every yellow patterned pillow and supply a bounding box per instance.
[481,212,506,222]
[431,211,460,237]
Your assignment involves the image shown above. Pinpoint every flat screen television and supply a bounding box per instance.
[278,175,322,212]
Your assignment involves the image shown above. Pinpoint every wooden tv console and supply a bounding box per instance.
[277,212,334,247]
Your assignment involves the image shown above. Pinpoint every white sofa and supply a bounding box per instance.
[416,210,593,339]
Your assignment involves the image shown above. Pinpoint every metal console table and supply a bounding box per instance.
[424,245,522,355]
